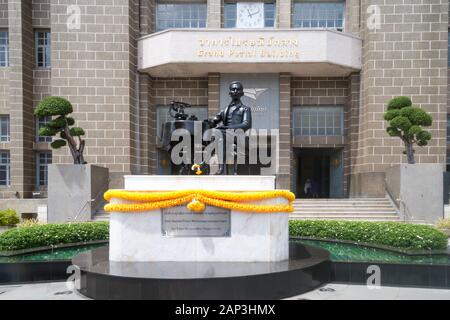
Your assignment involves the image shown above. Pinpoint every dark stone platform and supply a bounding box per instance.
[72,243,331,300]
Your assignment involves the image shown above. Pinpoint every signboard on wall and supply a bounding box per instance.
[219,74,279,130]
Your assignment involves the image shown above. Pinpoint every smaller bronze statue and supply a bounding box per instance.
[210,81,252,175]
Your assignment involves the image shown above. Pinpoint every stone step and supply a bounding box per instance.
[294,206,395,211]
[289,215,401,221]
[293,201,393,206]
[293,198,389,202]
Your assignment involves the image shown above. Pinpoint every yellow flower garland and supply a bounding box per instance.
[104,189,295,214]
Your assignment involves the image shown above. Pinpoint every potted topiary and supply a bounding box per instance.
[0,209,20,233]
[383,96,443,223]
[34,96,109,223]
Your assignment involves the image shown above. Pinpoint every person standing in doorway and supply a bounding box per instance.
[304,178,312,198]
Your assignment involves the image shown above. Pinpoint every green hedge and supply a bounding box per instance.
[0,209,20,227]
[289,220,448,251]
[0,222,109,251]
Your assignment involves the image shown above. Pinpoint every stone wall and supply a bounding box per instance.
[50,0,139,188]
[352,0,448,196]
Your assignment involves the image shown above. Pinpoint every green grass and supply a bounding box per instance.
[289,220,448,251]
[0,222,109,252]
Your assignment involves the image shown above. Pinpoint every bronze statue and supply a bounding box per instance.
[210,81,252,175]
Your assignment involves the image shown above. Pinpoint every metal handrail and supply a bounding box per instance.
[71,179,110,221]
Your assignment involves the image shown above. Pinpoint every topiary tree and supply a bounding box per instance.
[384,96,432,164]
[34,96,86,164]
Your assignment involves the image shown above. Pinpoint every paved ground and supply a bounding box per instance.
[0,281,449,300]
[0,281,89,300]
[287,283,450,300]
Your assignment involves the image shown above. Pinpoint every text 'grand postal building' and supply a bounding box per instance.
[0,0,448,202]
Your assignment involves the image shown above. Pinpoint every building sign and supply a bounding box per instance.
[161,205,231,237]
[220,74,279,130]
[197,36,300,59]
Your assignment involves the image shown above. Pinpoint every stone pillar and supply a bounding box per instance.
[50,0,138,188]
[277,73,291,190]
[277,0,291,28]
[207,0,221,28]
[346,72,360,197]
[208,73,220,117]
[8,0,35,198]
[345,0,360,35]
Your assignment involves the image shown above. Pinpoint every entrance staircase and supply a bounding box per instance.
[290,197,400,221]
[92,200,109,221]
[93,198,400,222]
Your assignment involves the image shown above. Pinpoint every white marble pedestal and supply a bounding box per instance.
[109,175,289,262]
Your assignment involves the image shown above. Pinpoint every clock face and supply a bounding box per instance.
[236,2,265,28]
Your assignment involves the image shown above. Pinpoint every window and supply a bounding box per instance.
[35,30,51,68]
[37,116,52,142]
[224,2,275,28]
[156,3,207,32]
[292,106,344,136]
[0,151,10,186]
[0,30,8,67]
[0,115,9,142]
[293,2,345,30]
[36,152,52,187]
[156,105,208,138]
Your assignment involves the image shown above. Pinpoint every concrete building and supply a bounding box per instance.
[0,0,448,206]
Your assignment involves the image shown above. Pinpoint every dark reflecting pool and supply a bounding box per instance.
[295,239,450,265]
[1,240,449,265]
[0,243,107,263]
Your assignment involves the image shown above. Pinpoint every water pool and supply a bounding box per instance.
[295,239,450,265]
[0,240,449,265]
[0,243,107,263]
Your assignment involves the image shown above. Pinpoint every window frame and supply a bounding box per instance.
[35,30,51,68]
[292,1,346,31]
[155,1,208,32]
[36,116,52,143]
[36,151,52,187]
[0,30,8,67]
[292,106,344,136]
[0,151,10,187]
[0,115,9,142]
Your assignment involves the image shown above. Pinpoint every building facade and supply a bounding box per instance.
[0,0,448,201]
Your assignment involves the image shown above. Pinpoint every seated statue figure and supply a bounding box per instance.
[210,81,252,175]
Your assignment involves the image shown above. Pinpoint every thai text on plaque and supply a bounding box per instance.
[161,205,231,237]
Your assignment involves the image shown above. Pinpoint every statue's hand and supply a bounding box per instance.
[216,125,228,130]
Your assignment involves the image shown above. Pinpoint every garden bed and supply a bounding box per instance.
[289,220,448,251]
[0,222,109,252]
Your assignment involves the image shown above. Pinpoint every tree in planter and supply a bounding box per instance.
[384,96,432,164]
[34,96,87,164]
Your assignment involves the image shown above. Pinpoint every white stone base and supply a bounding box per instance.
[109,175,289,262]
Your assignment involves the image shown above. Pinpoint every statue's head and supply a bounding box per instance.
[229,81,244,100]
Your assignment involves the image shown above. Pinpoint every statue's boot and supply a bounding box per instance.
[215,164,226,175]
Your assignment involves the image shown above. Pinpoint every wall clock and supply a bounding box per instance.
[236,2,265,28]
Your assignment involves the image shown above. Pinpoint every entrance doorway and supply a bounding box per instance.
[294,148,343,199]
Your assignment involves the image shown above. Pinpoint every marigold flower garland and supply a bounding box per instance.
[104,189,295,213]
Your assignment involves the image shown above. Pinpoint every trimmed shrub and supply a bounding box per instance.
[0,222,109,251]
[34,96,86,164]
[289,220,448,251]
[0,209,20,227]
[384,96,432,164]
